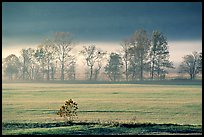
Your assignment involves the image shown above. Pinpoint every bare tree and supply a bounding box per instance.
[179,51,202,80]
[80,45,106,80]
[93,59,103,81]
[38,39,56,80]
[120,39,131,81]
[52,32,75,81]
[67,58,76,80]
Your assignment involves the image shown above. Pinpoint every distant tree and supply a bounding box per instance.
[93,58,103,81]
[3,54,21,80]
[34,46,46,80]
[179,51,202,80]
[128,45,140,80]
[37,39,56,80]
[50,62,56,80]
[198,52,202,73]
[104,52,123,81]
[20,49,29,80]
[66,58,76,80]
[80,45,106,80]
[52,32,75,81]
[19,48,35,80]
[129,29,151,80]
[149,30,174,80]
[120,39,131,81]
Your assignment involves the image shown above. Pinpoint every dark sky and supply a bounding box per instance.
[2,2,202,47]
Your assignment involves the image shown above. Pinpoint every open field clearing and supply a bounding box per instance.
[2,82,202,135]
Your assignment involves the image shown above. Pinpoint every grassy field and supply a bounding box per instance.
[2,82,202,135]
[2,122,202,135]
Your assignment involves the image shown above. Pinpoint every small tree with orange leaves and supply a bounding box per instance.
[57,99,78,122]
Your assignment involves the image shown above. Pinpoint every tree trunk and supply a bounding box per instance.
[114,72,116,81]
[108,73,113,81]
[124,50,128,81]
[23,58,26,80]
[47,59,50,81]
[132,66,136,81]
[42,62,45,80]
[190,74,193,80]
[51,66,54,80]
[125,60,128,81]
[32,66,34,80]
[61,62,64,81]
[151,59,155,80]
[90,65,93,80]
[140,57,143,81]
[157,69,160,80]
[140,51,144,81]
[94,69,99,81]
[73,72,76,80]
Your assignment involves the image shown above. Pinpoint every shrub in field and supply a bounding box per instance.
[57,99,78,122]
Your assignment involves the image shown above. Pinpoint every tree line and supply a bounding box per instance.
[2,30,202,81]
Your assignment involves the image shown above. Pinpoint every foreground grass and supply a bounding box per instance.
[2,121,202,135]
[2,83,202,125]
[2,82,202,135]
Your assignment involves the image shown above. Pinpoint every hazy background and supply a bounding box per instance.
[2,2,202,68]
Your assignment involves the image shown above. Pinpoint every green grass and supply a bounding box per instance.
[2,122,202,135]
[2,82,202,134]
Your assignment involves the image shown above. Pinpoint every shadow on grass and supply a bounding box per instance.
[2,121,202,135]
[2,79,202,85]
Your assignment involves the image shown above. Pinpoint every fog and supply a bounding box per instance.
[2,40,202,68]
[2,2,202,81]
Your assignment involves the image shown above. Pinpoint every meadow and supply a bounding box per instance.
[2,82,202,135]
